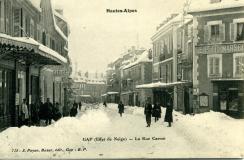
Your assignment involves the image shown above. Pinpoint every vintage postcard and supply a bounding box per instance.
[0,0,244,159]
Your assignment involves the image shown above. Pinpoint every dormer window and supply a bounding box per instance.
[210,0,221,3]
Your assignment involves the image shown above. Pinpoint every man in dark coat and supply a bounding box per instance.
[70,102,78,117]
[144,99,152,127]
[164,98,173,127]
[42,98,54,125]
[152,102,161,122]
[118,101,124,117]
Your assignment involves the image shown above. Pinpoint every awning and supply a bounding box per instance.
[211,78,244,82]
[101,94,107,97]
[0,33,67,65]
[136,81,191,89]
[80,95,91,98]
[107,92,119,95]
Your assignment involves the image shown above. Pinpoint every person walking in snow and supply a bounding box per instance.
[42,98,54,125]
[103,101,107,107]
[78,102,82,110]
[70,102,78,117]
[164,97,173,127]
[21,98,29,126]
[144,98,152,127]
[152,102,161,122]
[118,101,124,117]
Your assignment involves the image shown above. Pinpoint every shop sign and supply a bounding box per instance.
[29,95,32,105]
[199,93,209,107]
[15,93,20,105]
[220,100,227,110]
[196,43,244,55]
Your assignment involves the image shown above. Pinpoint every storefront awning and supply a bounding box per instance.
[80,95,91,98]
[0,33,67,65]
[107,92,119,95]
[136,81,191,89]
[211,78,244,82]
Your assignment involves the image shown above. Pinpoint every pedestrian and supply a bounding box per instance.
[32,99,41,126]
[103,101,107,107]
[78,102,82,110]
[70,105,78,117]
[152,102,161,122]
[53,102,62,121]
[144,98,152,127]
[21,98,29,126]
[42,98,54,125]
[118,101,124,117]
[164,98,173,127]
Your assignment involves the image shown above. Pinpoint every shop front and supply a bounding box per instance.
[212,80,244,118]
[0,35,67,129]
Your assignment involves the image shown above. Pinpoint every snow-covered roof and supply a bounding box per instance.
[136,81,190,89]
[50,0,68,41]
[123,50,152,70]
[189,0,244,13]
[28,0,41,12]
[54,10,67,22]
[0,33,67,64]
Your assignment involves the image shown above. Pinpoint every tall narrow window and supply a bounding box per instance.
[237,23,244,41]
[208,55,222,77]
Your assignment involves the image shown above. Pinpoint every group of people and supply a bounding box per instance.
[144,98,173,127]
[115,98,173,128]
[19,98,71,127]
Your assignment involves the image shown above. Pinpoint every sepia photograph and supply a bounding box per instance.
[0,0,244,159]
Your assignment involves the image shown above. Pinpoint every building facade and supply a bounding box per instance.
[189,0,244,117]
[0,0,70,129]
[72,71,106,103]
[121,49,152,106]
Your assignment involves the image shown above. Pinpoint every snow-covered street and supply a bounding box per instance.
[0,103,243,159]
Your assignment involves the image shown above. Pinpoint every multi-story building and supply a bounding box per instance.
[72,71,106,103]
[104,62,120,103]
[189,0,244,117]
[121,49,152,106]
[0,0,70,129]
[136,14,194,113]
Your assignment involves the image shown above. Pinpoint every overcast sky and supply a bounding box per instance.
[53,0,186,73]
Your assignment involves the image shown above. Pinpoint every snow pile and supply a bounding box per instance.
[174,111,244,157]
[0,109,111,159]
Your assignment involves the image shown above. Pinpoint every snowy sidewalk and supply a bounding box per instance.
[0,103,243,159]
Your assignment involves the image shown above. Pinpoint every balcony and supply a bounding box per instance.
[196,42,244,55]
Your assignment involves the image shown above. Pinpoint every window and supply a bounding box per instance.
[30,19,34,38]
[207,54,222,77]
[13,8,21,37]
[211,25,219,37]
[233,53,244,77]
[236,23,244,41]
[205,21,225,42]
[0,0,5,33]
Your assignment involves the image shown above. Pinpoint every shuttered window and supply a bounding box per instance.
[208,55,222,77]
[204,21,225,43]
[234,54,244,77]
[30,19,34,38]
[0,0,4,33]
[13,8,21,37]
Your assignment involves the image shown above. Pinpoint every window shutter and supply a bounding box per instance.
[230,23,235,41]
[219,24,225,41]
[204,25,210,43]
[13,8,21,37]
